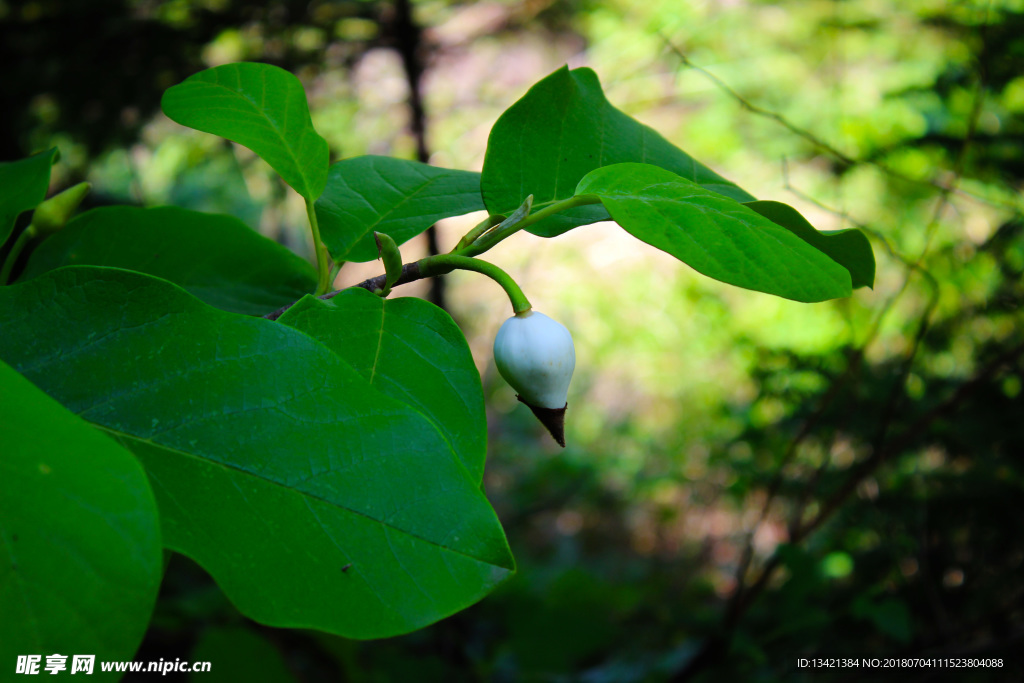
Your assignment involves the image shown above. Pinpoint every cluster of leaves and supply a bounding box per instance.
[0,60,872,673]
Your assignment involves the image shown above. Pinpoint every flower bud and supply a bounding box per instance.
[493,310,575,446]
[32,182,91,236]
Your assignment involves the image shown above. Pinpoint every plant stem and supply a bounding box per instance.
[459,195,602,257]
[266,194,603,320]
[305,198,332,296]
[452,215,502,253]
[0,225,37,285]
[420,254,532,314]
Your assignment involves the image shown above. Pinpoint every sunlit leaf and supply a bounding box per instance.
[316,156,485,263]
[575,163,852,302]
[745,200,875,289]
[482,66,754,238]
[162,63,329,200]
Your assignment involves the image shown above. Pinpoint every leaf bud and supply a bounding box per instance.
[374,231,403,296]
[31,182,91,236]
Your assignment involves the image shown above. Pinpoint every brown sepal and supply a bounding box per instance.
[517,395,567,448]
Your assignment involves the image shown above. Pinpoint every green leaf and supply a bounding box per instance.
[0,267,512,639]
[161,62,329,200]
[19,206,316,315]
[278,289,487,484]
[0,360,162,673]
[481,66,755,238]
[576,163,852,302]
[0,148,58,246]
[190,627,297,683]
[316,155,485,263]
[744,200,875,289]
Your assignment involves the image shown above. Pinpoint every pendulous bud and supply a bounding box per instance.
[493,310,575,446]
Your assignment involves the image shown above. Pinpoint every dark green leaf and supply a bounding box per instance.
[745,200,875,289]
[0,360,162,674]
[0,148,57,246]
[316,156,485,263]
[278,289,487,483]
[0,267,513,639]
[19,206,316,315]
[190,627,296,683]
[576,163,852,302]
[481,66,755,238]
[161,63,328,200]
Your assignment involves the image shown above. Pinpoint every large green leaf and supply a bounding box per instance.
[744,200,875,290]
[481,66,755,238]
[278,289,487,483]
[0,148,57,247]
[315,156,485,263]
[19,206,316,315]
[162,62,329,200]
[0,360,162,676]
[575,163,852,302]
[0,267,513,639]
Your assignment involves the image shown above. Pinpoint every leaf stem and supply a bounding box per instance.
[459,194,602,257]
[420,254,531,314]
[266,193,603,320]
[0,225,37,285]
[453,215,503,253]
[305,198,332,296]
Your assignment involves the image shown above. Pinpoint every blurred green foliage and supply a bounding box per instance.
[6,0,1023,681]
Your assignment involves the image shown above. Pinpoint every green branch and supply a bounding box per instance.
[268,193,604,320]
[420,254,531,314]
[265,254,532,320]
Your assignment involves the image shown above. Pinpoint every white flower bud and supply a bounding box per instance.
[493,310,575,446]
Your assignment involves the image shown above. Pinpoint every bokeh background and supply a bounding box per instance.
[3,0,1023,680]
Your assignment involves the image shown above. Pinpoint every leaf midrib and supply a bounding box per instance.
[181,78,314,198]
[339,167,463,256]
